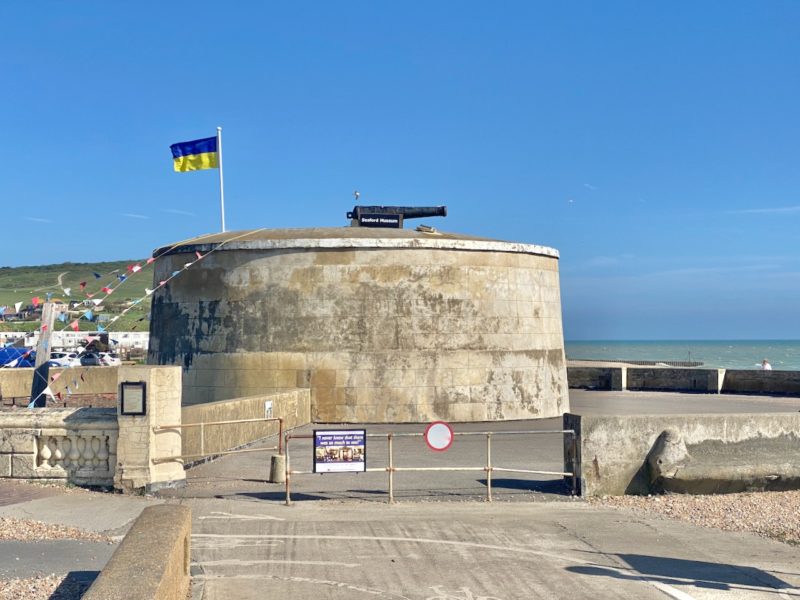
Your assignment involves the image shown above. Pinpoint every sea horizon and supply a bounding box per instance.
[564,339,800,371]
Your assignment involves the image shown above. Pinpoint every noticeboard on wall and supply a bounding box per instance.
[313,429,366,473]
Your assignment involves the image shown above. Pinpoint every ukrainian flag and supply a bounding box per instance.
[170,136,218,172]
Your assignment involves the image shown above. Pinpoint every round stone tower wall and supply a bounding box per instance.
[147,229,569,422]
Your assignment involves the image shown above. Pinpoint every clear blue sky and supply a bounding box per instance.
[2,2,799,340]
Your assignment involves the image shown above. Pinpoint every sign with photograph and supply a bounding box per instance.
[313,429,367,473]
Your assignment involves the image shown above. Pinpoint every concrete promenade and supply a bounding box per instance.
[0,389,798,598]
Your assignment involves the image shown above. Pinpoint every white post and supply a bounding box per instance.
[217,126,226,232]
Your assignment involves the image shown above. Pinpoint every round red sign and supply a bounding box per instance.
[424,421,454,452]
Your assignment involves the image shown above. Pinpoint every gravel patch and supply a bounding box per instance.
[590,490,800,545]
[0,574,91,600]
[0,517,113,543]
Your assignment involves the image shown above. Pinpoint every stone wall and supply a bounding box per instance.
[115,365,185,492]
[626,368,722,393]
[721,369,800,395]
[0,366,118,405]
[149,230,569,423]
[0,365,186,491]
[0,407,117,486]
[564,412,800,496]
[565,367,624,391]
[180,389,311,458]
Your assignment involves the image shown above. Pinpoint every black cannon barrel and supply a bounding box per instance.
[347,205,447,220]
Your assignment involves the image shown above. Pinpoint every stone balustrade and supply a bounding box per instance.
[0,407,117,486]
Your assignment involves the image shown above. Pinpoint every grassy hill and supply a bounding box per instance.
[0,260,153,332]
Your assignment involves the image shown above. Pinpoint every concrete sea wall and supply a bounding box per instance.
[568,366,800,396]
[564,412,800,496]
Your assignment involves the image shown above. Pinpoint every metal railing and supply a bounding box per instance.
[284,429,577,505]
[152,417,283,464]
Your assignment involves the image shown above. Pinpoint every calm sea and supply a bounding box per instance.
[565,340,800,371]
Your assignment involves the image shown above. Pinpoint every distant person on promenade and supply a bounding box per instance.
[761,359,773,371]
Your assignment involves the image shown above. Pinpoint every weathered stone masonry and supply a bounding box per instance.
[148,228,569,422]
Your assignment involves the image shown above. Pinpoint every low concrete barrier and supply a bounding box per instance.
[83,504,191,600]
[567,366,799,397]
[564,412,800,496]
[566,367,624,390]
[0,366,118,404]
[626,368,722,394]
[180,389,311,458]
[721,369,800,396]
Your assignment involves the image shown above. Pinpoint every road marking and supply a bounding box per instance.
[194,559,360,568]
[198,511,285,521]
[191,533,592,563]
[648,581,698,600]
[193,574,412,599]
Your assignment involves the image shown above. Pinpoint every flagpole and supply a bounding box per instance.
[217,126,226,232]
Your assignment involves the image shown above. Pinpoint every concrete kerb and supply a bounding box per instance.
[82,504,191,600]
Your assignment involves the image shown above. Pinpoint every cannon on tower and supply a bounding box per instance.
[346,205,447,228]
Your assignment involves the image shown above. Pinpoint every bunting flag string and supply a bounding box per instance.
[12,229,267,403]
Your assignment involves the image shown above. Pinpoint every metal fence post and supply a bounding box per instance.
[486,433,492,502]
[285,435,291,506]
[200,422,204,457]
[571,432,578,496]
[388,433,394,504]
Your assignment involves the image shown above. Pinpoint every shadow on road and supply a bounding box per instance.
[50,570,98,599]
[567,553,797,595]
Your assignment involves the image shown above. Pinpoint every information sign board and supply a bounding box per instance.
[313,429,367,473]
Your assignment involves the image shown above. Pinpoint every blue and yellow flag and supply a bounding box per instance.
[170,136,218,172]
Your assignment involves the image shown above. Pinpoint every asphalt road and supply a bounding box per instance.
[189,496,800,600]
[178,389,800,599]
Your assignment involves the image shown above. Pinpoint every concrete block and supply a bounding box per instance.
[310,369,336,387]
[275,370,297,388]
[83,505,192,600]
[11,454,45,478]
[566,413,800,497]
[0,429,36,454]
[0,455,10,477]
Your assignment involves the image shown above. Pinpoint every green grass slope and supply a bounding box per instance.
[0,260,153,332]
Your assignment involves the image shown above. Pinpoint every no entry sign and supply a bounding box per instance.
[424,421,454,452]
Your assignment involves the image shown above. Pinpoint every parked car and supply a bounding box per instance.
[49,351,81,368]
[79,352,104,366]
[98,352,122,366]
